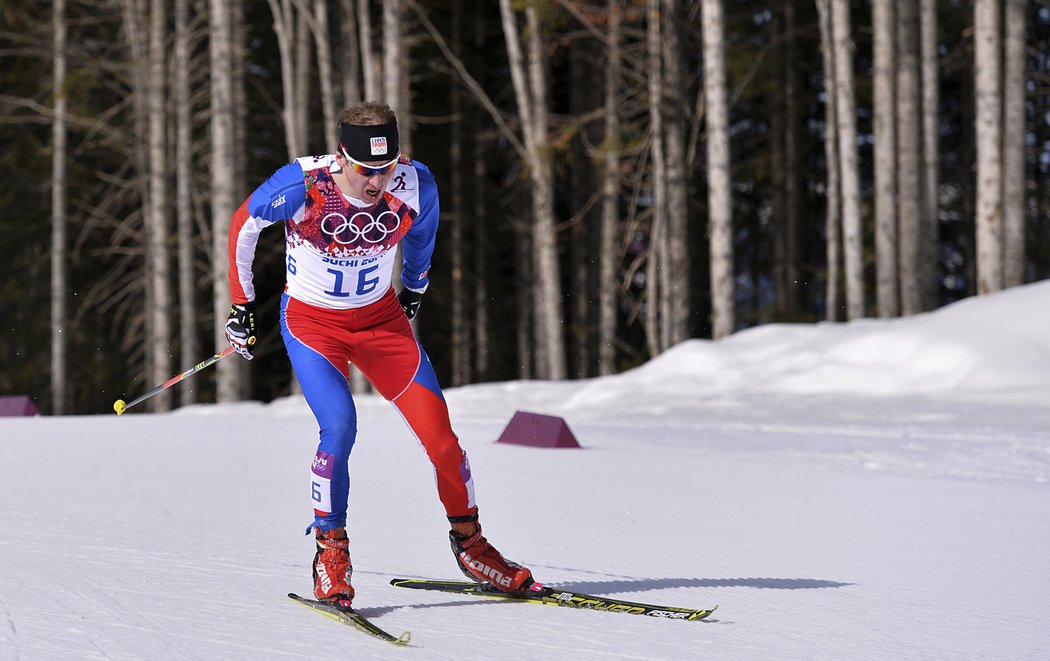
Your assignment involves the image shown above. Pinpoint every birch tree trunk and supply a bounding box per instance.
[317,4,338,134]
[292,0,338,140]
[896,0,924,316]
[148,0,173,411]
[920,0,940,307]
[499,0,566,379]
[645,0,666,354]
[382,4,400,110]
[974,0,1003,294]
[872,0,898,318]
[816,0,842,321]
[122,0,148,174]
[358,0,380,101]
[52,0,68,415]
[294,12,311,152]
[655,4,674,352]
[383,1,411,152]
[267,0,303,158]
[1002,0,1026,288]
[598,0,622,375]
[345,1,374,395]
[211,0,242,401]
[662,0,690,345]
[702,0,734,339]
[339,0,361,106]
[830,0,864,319]
[383,0,409,329]
[175,0,198,405]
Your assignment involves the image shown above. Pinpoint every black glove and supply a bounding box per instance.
[225,302,257,360]
[398,288,424,321]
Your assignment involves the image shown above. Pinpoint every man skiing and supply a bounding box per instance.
[224,101,532,609]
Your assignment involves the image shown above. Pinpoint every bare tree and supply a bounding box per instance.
[383,1,411,152]
[702,0,734,339]
[645,0,667,353]
[211,0,243,400]
[830,0,864,319]
[267,0,305,158]
[598,0,623,375]
[897,0,924,316]
[119,0,171,409]
[872,0,898,318]
[662,0,690,346]
[920,0,940,307]
[974,0,1003,294]
[294,8,311,151]
[147,0,173,410]
[383,0,409,368]
[1002,0,1026,287]
[175,0,198,404]
[338,0,362,106]
[52,0,68,414]
[499,0,566,379]
[816,0,841,321]
[358,0,380,100]
[291,0,338,139]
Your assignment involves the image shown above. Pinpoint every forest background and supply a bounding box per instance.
[1,0,1047,415]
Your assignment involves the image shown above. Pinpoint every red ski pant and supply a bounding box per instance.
[280,288,477,532]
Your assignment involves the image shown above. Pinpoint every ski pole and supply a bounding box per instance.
[113,346,237,415]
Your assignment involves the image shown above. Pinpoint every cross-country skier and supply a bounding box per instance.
[224,101,532,609]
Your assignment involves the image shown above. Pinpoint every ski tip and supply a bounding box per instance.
[694,604,719,620]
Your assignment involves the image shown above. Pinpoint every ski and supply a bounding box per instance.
[390,578,717,621]
[288,593,411,645]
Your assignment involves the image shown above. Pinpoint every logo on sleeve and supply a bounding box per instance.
[272,194,287,209]
[370,137,388,156]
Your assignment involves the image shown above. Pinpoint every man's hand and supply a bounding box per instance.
[398,288,424,321]
[225,303,257,359]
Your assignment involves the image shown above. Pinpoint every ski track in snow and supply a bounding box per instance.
[1,408,1046,660]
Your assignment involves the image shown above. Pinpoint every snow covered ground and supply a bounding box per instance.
[2,281,1049,660]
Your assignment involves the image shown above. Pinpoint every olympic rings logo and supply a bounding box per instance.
[321,211,401,245]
